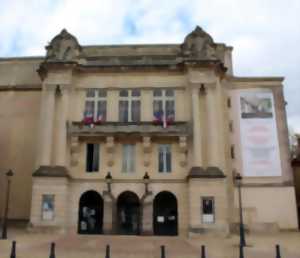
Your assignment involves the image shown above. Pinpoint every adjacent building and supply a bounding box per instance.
[0,26,298,236]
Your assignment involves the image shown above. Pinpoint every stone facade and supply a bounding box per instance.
[0,26,298,236]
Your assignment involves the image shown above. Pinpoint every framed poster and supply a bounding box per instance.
[41,194,55,221]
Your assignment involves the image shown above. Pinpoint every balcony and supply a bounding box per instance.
[68,121,190,137]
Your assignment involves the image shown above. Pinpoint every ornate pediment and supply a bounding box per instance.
[181,26,217,60]
[46,29,81,62]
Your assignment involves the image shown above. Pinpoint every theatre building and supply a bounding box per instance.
[0,26,298,236]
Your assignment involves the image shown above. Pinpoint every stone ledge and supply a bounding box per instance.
[187,166,226,179]
[33,166,69,178]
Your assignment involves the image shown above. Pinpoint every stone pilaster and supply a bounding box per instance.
[206,86,220,167]
[191,86,203,167]
[55,86,69,166]
[38,84,56,166]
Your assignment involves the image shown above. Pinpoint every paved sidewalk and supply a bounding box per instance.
[0,227,299,258]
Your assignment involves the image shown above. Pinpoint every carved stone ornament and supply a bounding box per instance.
[46,29,81,61]
[181,26,217,60]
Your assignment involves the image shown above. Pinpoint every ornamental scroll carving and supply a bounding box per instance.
[181,26,217,60]
[46,29,81,61]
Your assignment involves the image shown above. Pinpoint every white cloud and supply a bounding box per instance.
[0,0,300,131]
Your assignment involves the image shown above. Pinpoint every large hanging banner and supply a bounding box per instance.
[239,89,281,177]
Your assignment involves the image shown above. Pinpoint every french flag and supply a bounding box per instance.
[83,114,93,125]
[94,114,104,124]
[153,110,164,125]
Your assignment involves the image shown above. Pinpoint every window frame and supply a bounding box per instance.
[158,144,172,173]
[153,89,175,121]
[122,144,136,173]
[84,89,107,121]
[86,143,100,172]
[119,89,141,122]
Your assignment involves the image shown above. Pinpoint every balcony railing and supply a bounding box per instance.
[68,121,190,137]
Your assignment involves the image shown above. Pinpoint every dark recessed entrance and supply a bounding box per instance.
[153,191,178,236]
[78,190,103,234]
[117,191,140,235]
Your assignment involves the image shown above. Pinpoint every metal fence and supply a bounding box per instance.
[5,241,283,258]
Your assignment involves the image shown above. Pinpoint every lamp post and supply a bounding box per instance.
[143,172,150,194]
[1,170,14,239]
[235,172,246,247]
[105,172,112,193]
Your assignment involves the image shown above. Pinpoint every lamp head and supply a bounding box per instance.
[143,172,150,183]
[6,170,14,177]
[235,172,242,182]
[105,172,112,183]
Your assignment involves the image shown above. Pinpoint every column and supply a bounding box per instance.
[206,86,220,167]
[55,87,69,166]
[191,86,203,167]
[141,195,153,235]
[39,85,56,166]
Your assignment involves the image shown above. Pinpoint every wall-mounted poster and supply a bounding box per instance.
[41,194,55,220]
[239,90,281,177]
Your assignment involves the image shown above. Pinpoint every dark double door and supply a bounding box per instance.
[153,191,178,236]
[117,191,140,235]
[78,190,103,234]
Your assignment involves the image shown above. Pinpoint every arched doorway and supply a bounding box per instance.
[78,190,103,234]
[153,191,178,236]
[117,191,140,235]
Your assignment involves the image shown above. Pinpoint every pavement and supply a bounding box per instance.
[0,227,300,258]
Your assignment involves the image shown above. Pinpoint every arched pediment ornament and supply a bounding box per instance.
[181,26,217,60]
[46,29,82,61]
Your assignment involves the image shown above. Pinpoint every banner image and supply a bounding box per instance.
[239,90,281,177]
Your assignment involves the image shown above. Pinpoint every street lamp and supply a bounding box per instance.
[105,172,112,193]
[235,172,246,247]
[143,172,150,194]
[1,169,14,239]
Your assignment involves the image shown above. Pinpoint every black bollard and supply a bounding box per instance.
[49,242,56,258]
[161,245,166,258]
[201,245,206,258]
[239,244,244,258]
[105,244,110,258]
[276,244,281,258]
[10,241,16,258]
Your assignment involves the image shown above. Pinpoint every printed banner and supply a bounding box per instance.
[239,90,281,177]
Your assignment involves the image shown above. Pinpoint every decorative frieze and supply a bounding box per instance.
[106,136,115,167]
[143,136,152,167]
[178,136,188,167]
[70,136,79,166]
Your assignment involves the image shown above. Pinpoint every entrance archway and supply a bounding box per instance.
[117,191,140,235]
[153,191,178,236]
[78,190,103,234]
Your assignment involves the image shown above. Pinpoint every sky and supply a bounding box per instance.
[0,0,299,131]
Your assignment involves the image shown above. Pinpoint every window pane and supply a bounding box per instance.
[166,148,172,172]
[120,89,128,97]
[97,101,107,121]
[166,100,175,120]
[153,100,163,119]
[153,89,162,97]
[86,89,95,97]
[132,100,140,122]
[92,144,99,171]
[158,146,164,172]
[84,101,94,117]
[119,101,128,122]
[165,89,174,97]
[98,89,107,97]
[132,89,140,97]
